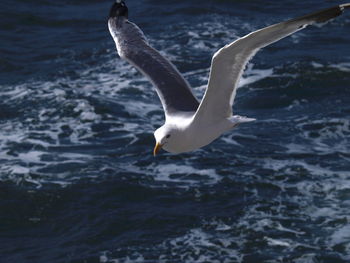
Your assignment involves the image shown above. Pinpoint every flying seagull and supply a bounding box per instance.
[108,1,350,155]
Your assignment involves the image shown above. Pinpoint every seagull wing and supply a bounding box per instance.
[108,2,199,117]
[193,4,350,124]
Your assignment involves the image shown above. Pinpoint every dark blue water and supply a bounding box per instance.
[1,0,350,262]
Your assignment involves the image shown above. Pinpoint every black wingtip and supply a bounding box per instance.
[290,4,348,25]
[109,0,128,19]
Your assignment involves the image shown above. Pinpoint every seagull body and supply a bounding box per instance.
[108,1,350,155]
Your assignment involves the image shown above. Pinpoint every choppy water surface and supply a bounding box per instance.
[1,0,350,262]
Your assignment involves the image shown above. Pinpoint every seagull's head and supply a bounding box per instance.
[153,124,181,156]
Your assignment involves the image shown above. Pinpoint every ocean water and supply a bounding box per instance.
[1,0,350,262]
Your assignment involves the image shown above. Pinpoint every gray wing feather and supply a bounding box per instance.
[109,18,199,116]
[193,4,349,123]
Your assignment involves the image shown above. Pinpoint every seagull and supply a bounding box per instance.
[108,1,350,155]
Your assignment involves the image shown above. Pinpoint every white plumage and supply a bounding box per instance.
[108,2,350,154]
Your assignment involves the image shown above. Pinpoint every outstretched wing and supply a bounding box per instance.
[193,3,350,124]
[108,2,199,117]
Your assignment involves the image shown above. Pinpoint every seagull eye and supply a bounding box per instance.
[166,134,171,139]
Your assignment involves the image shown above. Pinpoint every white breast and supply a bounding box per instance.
[163,118,233,153]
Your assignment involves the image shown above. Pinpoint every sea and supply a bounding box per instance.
[1,0,350,262]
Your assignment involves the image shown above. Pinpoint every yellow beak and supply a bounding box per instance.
[153,142,162,156]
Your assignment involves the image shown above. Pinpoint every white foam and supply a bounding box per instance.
[292,254,317,263]
[123,101,160,119]
[18,151,44,163]
[329,62,350,72]
[8,165,30,175]
[264,237,291,247]
[100,223,242,263]
[239,66,274,88]
[262,158,348,178]
[153,164,221,185]
[220,136,241,146]
[311,61,324,68]
[330,224,350,245]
